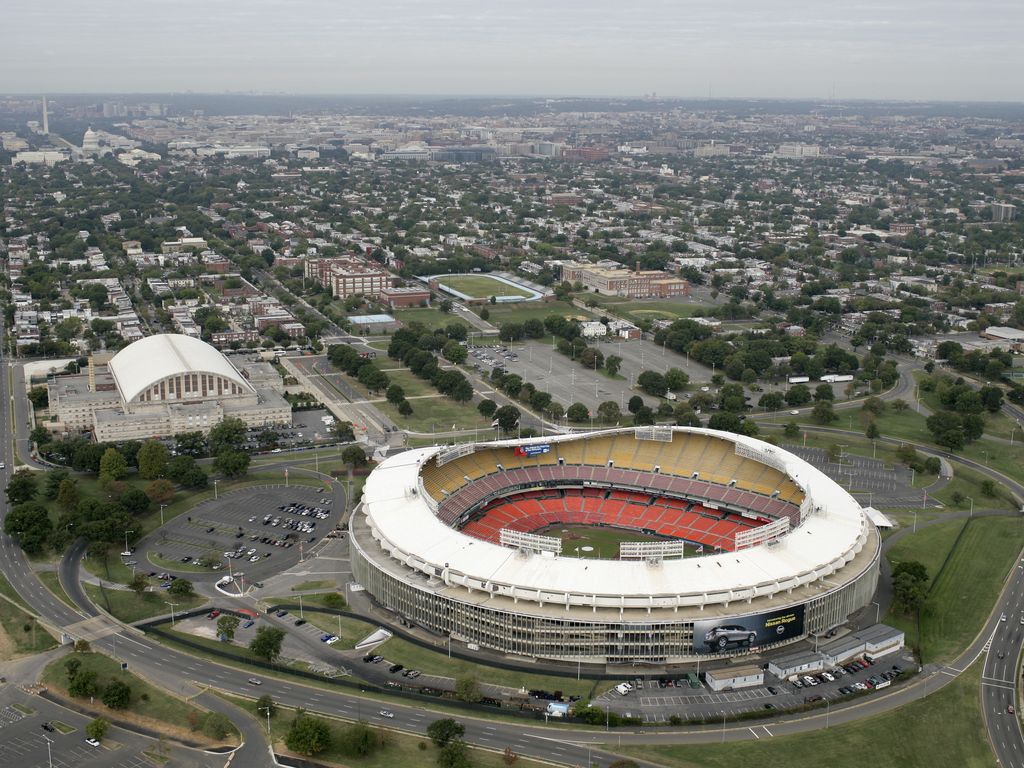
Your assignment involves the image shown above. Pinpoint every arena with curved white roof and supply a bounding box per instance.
[351,427,881,663]
[48,333,291,441]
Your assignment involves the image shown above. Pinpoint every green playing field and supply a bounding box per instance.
[539,524,703,559]
[441,274,534,298]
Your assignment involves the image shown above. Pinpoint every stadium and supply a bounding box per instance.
[351,427,881,664]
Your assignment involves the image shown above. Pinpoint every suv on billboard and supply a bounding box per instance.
[704,624,757,650]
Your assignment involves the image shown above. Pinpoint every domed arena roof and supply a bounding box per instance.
[107,334,254,404]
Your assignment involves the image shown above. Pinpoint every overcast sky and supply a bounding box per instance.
[2,0,1021,101]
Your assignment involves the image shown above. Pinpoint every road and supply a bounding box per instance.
[1,338,1022,765]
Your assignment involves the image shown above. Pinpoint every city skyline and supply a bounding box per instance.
[2,0,1023,102]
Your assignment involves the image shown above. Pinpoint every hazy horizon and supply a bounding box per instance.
[3,0,1022,102]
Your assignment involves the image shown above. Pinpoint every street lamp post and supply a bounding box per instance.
[123,529,134,555]
[43,735,53,768]
[159,504,167,526]
[214,479,219,499]
[967,496,974,517]
[259,705,272,735]
[165,601,178,626]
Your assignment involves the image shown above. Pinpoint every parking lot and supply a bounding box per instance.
[468,337,712,414]
[135,485,342,584]
[0,692,170,768]
[596,647,918,722]
[785,447,940,508]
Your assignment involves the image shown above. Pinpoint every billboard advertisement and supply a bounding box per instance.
[693,605,805,654]
[514,444,550,457]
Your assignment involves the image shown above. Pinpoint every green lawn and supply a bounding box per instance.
[621,660,992,768]
[600,300,707,323]
[914,371,1020,440]
[290,580,335,592]
[83,582,206,624]
[0,587,57,659]
[537,524,681,559]
[439,274,534,299]
[220,692,550,768]
[373,635,602,700]
[885,515,1023,663]
[391,307,470,331]
[357,367,439,399]
[376,395,495,433]
[41,652,235,743]
[480,300,584,324]
[930,463,1015,511]
[37,571,77,611]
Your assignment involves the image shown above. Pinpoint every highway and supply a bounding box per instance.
[1,341,1022,766]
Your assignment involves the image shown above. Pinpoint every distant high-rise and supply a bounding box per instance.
[992,202,1017,223]
[41,96,48,135]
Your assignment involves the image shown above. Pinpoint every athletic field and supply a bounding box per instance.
[441,274,534,299]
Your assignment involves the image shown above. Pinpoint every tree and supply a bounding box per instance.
[784,384,811,407]
[44,469,69,500]
[637,371,668,397]
[981,478,997,497]
[386,384,406,405]
[167,578,194,598]
[865,421,880,439]
[257,429,280,450]
[980,385,1004,413]
[438,739,472,768]
[285,711,332,756]
[56,478,80,512]
[213,450,250,478]
[566,402,589,423]
[99,448,128,485]
[397,399,414,416]
[664,368,689,391]
[758,392,784,411]
[494,405,520,432]
[427,718,465,748]
[137,440,168,479]
[27,386,49,408]
[341,446,367,467]
[477,399,497,418]
[814,383,835,402]
[6,470,38,504]
[892,560,929,614]
[454,675,480,702]
[64,657,81,682]
[145,479,175,506]
[605,355,623,378]
[633,406,655,426]
[4,502,52,555]
[627,395,644,414]
[208,417,247,456]
[174,431,208,457]
[336,721,378,757]
[783,421,800,439]
[129,573,149,596]
[249,626,286,662]
[85,718,108,741]
[101,680,132,709]
[442,340,467,364]
[217,614,241,641]
[69,669,99,698]
[122,487,150,516]
[597,401,621,423]
[811,400,837,424]
[333,420,356,442]
[256,694,277,719]
[203,712,233,740]
[502,746,520,766]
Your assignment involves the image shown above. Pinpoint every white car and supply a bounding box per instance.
[85,737,101,747]
[249,555,261,563]
[790,410,800,415]
[379,710,394,718]
[325,635,339,645]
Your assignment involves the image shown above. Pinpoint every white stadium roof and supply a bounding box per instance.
[359,429,872,611]
[108,333,254,404]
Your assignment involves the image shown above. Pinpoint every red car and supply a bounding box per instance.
[207,610,221,619]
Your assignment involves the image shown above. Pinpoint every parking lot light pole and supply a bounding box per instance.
[159,504,167,526]
[43,734,52,768]
[259,705,271,735]
[123,529,134,555]
[165,601,178,626]
[214,479,219,499]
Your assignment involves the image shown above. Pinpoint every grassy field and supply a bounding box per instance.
[479,300,585,324]
[621,660,992,768]
[373,635,603,700]
[41,652,236,744]
[885,515,1023,662]
[37,571,77,611]
[375,394,494,433]
[593,299,707,323]
[536,524,667,559]
[0,588,57,659]
[391,307,470,331]
[439,274,534,299]
[220,692,551,768]
[84,582,206,624]
[929,462,1015,511]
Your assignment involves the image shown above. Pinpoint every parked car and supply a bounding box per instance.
[207,610,220,619]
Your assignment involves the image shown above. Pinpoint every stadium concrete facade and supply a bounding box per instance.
[48,333,291,441]
[351,427,881,664]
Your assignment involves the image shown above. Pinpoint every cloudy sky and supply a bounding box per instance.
[2,0,1021,101]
